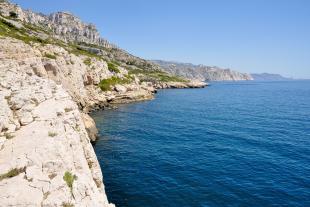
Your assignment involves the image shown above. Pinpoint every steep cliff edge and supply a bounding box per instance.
[0,38,114,206]
[152,60,253,81]
[0,1,206,206]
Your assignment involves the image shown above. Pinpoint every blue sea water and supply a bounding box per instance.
[92,81,310,207]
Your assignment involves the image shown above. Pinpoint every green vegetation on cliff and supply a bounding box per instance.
[99,75,133,91]
[129,69,187,83]
[107,62,120,73]
[0,12,188,86]
[0,167,26,181]
[83,58,92,66]
[0,17,48,44]
[63,171,77,195]
[44,53,57,59]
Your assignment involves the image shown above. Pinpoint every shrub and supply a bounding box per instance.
[23,23,51,35]
[0,18,15,28]
[63,171,77,195]
[87,160,94,169]
[0,18,52,45]
[83,58,91,66]
[35,37,49,44]
[62,202,74,207]
[69,44,101,59]
[4,132,14,139]
[107,62,120,73]
[44,53,57,59]
[99,75,133,91]
[48,131,57,137]
[64,108,73,112]
[0,167,26,181]
[128,69,187,82]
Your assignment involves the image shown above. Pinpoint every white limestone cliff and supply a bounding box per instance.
[0,0,116,48]
[0,37,115,206]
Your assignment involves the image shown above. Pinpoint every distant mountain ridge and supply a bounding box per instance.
[251,73,293,81]
[0,0,117,48]
[152,60,253,81]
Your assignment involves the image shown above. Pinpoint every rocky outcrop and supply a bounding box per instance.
[81,113,99,142]
[0,0,117,48]
[0,36,156,109]
[152,60,253,81]
[0,47,114,206]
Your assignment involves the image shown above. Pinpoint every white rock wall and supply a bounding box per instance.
[0,37,114,206]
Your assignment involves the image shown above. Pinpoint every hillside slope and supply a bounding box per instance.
[251,73,293,81]
[153,60,253,81]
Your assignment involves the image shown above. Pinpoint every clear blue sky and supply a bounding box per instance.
[12,0,310,78]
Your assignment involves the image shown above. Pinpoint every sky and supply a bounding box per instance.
[12,0,310,78]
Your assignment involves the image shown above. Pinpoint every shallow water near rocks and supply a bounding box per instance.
[92,81,310,207]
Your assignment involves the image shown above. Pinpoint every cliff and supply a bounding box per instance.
[251,73,293,81]
[0,1,206,206]
[0,0,116,48]
[152,60,253,81]
[0,37,115,206]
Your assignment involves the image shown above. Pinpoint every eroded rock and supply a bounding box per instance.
[81,113,98,142]
[0,38,114,207]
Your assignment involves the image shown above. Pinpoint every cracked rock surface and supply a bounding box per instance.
[0,37,114,206]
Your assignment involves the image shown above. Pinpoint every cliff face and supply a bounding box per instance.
[0,34,158,206]
[0,37,114,206]
[0,0,115,48]
[152,60,253,81]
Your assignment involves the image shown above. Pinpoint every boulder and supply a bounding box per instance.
[114,84,127,93]
[81,113,98,142]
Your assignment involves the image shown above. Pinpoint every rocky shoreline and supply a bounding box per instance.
[0,1,207,205]
[0,35,206,206]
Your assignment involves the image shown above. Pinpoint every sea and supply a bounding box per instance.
[92,81,310,207]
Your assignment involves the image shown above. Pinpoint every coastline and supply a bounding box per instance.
[0,36,206,206]
[90,81,310,207]
[0,0,306,206]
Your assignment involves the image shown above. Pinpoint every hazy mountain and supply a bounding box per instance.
[152,60,253,81]
[251,73,293,81]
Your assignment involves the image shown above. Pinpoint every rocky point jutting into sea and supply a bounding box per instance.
[0,1,209,206]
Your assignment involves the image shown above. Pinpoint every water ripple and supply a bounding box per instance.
[93,81,310,207]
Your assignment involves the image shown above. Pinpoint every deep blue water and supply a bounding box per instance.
[92,81,310,207]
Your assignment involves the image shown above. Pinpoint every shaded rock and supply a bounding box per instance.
[19,111,33,126]
[44,63,58,76]
[81,113,98,142]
